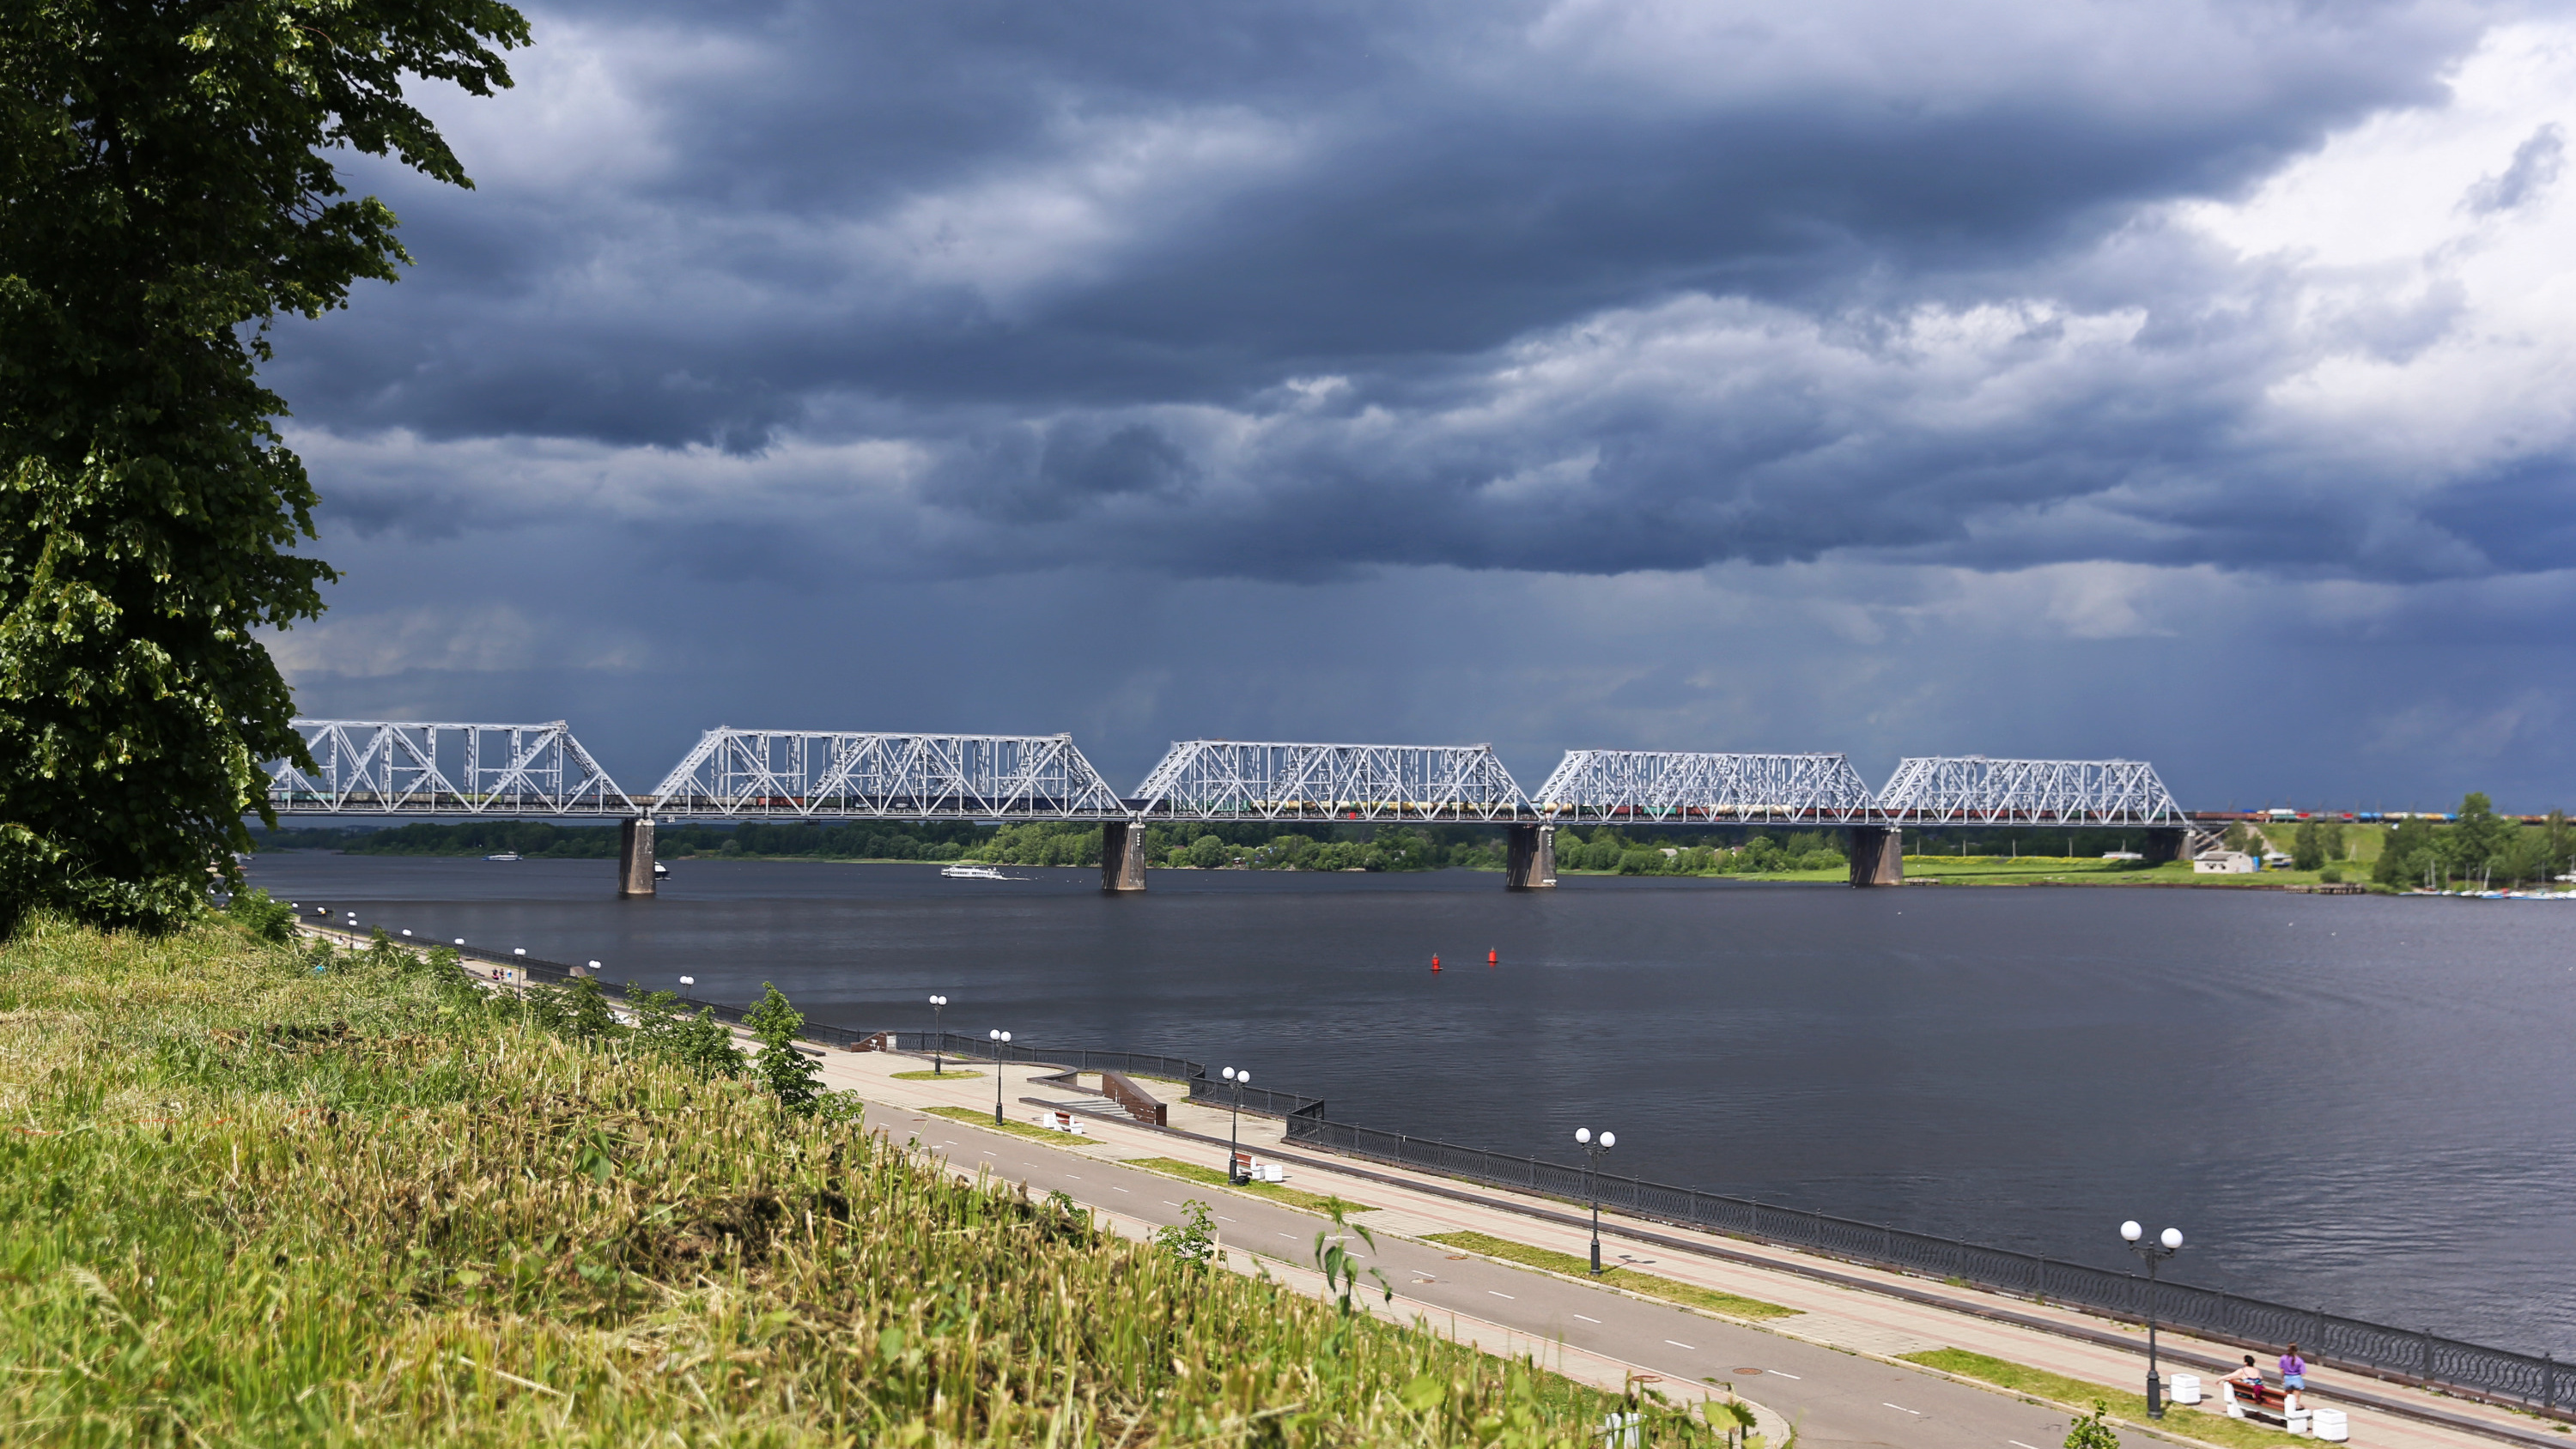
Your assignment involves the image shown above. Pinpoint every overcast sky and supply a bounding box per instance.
[264,0,2576,810]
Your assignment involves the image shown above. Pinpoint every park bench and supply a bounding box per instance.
[2219,1379,2348,1441]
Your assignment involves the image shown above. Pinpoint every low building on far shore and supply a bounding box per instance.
[2194,850,2257,874]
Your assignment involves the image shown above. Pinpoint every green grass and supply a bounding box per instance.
[923,1102,1080,1141]
[1126,1157,1379,1215]
[1426,1232,1798,1320]
[1902,1349,2307,1448]
[890,1067,981,1080]
[0,916,1716,1446]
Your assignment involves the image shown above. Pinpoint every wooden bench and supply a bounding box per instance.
[2219,1377,2288,1417]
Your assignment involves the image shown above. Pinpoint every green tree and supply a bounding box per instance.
[2063,1400,2119,1449]
[1188,834,1227,869]
[2375,816,2441,888]
[2547,809,2571,882]
[0,0,530,933]
[2445,792,2509,887]
[744,982,823,1115]
[2291,819,2324,871]
[629,985,746,1080]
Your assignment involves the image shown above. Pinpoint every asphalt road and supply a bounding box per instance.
[873,1105,2146,1449]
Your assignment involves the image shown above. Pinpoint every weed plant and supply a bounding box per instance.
[0,916,1716,1444]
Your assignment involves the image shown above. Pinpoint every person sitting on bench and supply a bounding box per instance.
[2227,1355,2266,1394]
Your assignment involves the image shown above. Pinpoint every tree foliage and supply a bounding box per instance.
[745,981,824,1116]
[0,0,528,932]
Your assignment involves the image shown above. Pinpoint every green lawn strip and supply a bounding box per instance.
[1901,1349,2305,1449]
[1426,1231,1797,1320]
[890,1068,981,1080]
[1124,1157,1377,1215]
[923,1103,1082,1142]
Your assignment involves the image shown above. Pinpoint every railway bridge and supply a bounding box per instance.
[263,720,2190,896]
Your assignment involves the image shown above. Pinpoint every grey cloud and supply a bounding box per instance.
[2463,122,2564,215]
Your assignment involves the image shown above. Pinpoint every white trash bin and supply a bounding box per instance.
[2311,1408,2348,1442]
[2285,1407,2312,1436]
[1263,1164,1286,1183]
[2169,1374,2202,1405]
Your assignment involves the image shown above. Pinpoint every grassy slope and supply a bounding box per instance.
[0,919,1704,1446]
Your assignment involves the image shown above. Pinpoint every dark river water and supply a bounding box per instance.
[245,852,2576,1355]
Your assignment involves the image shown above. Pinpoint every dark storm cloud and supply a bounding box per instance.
[255,0,2576,596]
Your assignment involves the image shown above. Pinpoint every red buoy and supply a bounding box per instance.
[1488,948,1498,966]
[1431,954,1442,972]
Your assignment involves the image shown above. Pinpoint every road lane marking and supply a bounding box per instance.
[1110,1185,1129,1192]
[1882,1403,1922,1416]
[1163,1201,1182,1207]
[1574,1314,1601,1324]
[1765,1370,1801,1379]
[1666,1340,1698,1350]
[2011,1440,2045,1448]
[1216,1216,1236,1222]
[1490,1291,1516,1300]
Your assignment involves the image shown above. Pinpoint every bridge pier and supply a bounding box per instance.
[619,817,657,897]
[1101,820,1148,893]
[1504,824,1558,890]
[2141,828,2188,864]
[1848,825,1903,887]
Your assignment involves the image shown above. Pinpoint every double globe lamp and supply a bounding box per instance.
[2121,1220,2185,1418]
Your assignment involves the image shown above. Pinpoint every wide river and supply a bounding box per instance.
[245,852,2576,1355]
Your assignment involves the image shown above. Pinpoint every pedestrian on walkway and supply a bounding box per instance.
[2279,1343,2309,1409]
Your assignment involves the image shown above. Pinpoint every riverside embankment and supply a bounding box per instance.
[254,851,2576,1361]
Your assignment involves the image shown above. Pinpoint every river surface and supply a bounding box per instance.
[244,852,2576,1355]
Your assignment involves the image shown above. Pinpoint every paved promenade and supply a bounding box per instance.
[811,1044,2566,1449]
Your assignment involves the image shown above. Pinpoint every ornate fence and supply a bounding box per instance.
[1284,1117,2570,1419]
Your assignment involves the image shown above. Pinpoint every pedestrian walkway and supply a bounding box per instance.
[820,1045,2568,1449]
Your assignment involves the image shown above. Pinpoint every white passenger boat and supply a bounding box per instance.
[939,864,1011,880]
[483,852,522,861]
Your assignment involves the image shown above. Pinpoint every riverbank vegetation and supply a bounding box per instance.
[0,916,1714,1445]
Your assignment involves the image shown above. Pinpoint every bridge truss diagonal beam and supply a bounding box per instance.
[1129,741,1535,823]
[1534,750,1880,824]
[1875,756,2184,827]
[646,730,1129,820]
[266,721,635,815]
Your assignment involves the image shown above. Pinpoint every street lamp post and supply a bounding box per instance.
[1575,1128,1616,1273]
[2121,1220,2185,1418]
[928,995,948,1073]
[1221,1067,1251,1181]
[987,1029,1012,1124]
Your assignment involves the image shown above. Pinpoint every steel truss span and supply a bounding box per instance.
[1131,741,1535,822]
[266,721,635,815]
[1876,756,2184,826]
[647,729,1128,820]
[1534,750,1879,824]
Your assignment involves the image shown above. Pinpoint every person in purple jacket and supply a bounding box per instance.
[2280,1343,2310,1408]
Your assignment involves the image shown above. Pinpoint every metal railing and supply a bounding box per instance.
[1282,1116,2571,1420]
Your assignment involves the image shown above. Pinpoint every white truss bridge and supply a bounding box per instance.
[265,721,635,815]
[645,729,1129,820]
[1129,741,1537,822]
[1874,756,2185,826]
[1534,750,1879,824]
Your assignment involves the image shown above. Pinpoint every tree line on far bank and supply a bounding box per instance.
[2366,795,2568,890]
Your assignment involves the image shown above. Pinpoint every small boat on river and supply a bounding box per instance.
[483,852,521,861]
[939,864,1012,880]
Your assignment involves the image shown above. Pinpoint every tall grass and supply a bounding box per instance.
[0,917,1714,1445]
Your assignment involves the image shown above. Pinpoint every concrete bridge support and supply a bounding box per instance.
[1848,825,1903,887]
[1504,824,1558,890]
[1101,820,1148,893]
[619,817,657,897]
